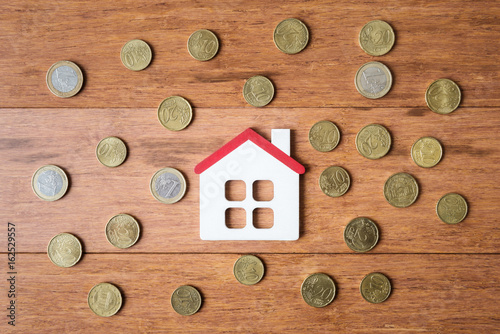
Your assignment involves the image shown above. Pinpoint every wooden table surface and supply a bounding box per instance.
[1,0,499,333]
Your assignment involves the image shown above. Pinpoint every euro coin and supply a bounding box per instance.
[157,96,193,131]
[360,272,391,303]
[344,217,379,253]
[233,255,265,285]
[319,166,350,197]
[273,18,309,54]
[359,20,395,56]
[436,193,468,224]
[355,124,391,159]
[46,60,83,98]
[47,233,82,268]
[32,165,69,201]
[96,136,127,167]
[171,285,202,316]
[243,75,274,107]
[384,172,419,208]
[187,29,219,61]
[105,214,140,249]
[88,283,123,317]
[120,39,152,71]
[308,121,340,152]
[301,273,336,308]
[150,167,187,204]
[355,61,392,99]
[411,136,443,168]
[425,79,461,114]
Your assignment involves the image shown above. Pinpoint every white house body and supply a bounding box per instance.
[195,128,305,241]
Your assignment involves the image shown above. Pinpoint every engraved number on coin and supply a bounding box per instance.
[360,129,388,156]
[311,125,337,148]
[191,32,217,55]
[246,79,272,103]
[236,258,260,282]
[160,101,190,126]
[98,141,122,165]
[123,45,150,68]
[324,170,347,193]
[363,275,389,302]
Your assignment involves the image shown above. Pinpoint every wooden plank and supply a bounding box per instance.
[1,254,498,333]
[0,0,498,108]
[1,107,498,253]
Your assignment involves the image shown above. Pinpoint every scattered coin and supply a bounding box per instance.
[359,20,395,56]
[301,273,336,308]
[233,255,265,285]
[120,39,152,71]
[436,193,468,224]
[355,61,392,99]
[88,282,123,317]
[384,172,419,208]
[187,29,219,61]
[360,272,391,303]
[171,285,202,316]
[411,136,443,168]
[273,18,309,54]
[150,167,187,204]
[96,136,127,167]
[105,214,140,249]
[243,75,275,107]
[425,79,461,114]
[32,165,69,201]
[344,217,379,253]
[319,166,351,197]
[355,124,391,159]
[157,96,193,131]
[46,60,83,98]
[308,121,340,152]
[47,232,82,268]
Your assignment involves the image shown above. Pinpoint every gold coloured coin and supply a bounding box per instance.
[46,60,83,98]
[32,165,69,201]
[150,167,187,204]
[243,75,275,107]
[301,273,336,308]
[355,124,391,159]
[157,96,193,131]
[319,166,351,197]
[105,214,140,249]
[187,29,219,61]
[355,61,392,99]
[273,18,309,54]
[344,217,379,253]
[88,283,123,317]
[359,20,395,56]
[360,272,391,303]
[436,193,468,224]
[171,285,202,316]
[308,121,340,152]
[384,172,419,208]
[425,79,461,114]
[233,255,265,285]
[47,233,82,268]
[120,39,152,71]
[411,136,443,168]
[96,136,127,167]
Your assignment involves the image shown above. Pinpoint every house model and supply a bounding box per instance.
[194,128,305,240]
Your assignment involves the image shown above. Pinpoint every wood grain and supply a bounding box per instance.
[1,254,499,333]
[0,0,498,108]
[1,1,499,332]
[1,107,498,253]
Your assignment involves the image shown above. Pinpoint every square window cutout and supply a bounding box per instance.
[253,208,274,229]
[225,180,246,201]
[226,208,246,229]
[253,180,274,201]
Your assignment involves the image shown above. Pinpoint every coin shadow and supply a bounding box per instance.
[60,166,72,198]
[190,285,204,313]
[143,39,155,68]
[75,62,86,95]
[112,283,127,314]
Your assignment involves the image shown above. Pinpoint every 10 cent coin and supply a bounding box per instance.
[96,136,127,167]
[88,282,123,317]
[309,121,340,152]
[171,285,202,316]
[319,166,351,197]
[360,272,391,303]
[187,29,219,61]
[120,39,152,71]
[233,255,265,285]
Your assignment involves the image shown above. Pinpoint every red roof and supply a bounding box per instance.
[194,128,305,174]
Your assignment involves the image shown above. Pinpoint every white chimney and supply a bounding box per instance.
[271,129,290,155]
